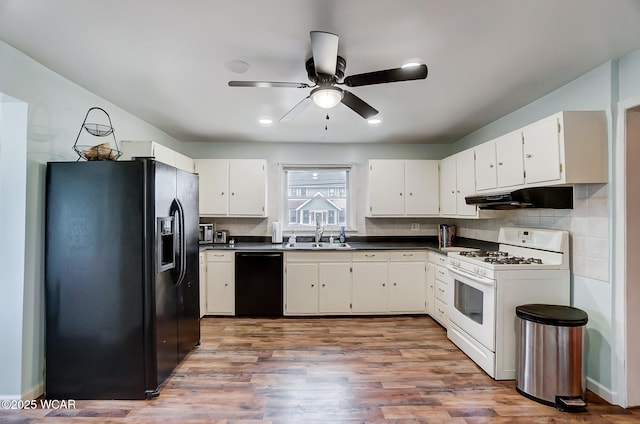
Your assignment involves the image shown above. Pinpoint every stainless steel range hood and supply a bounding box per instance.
[465,186,573,210]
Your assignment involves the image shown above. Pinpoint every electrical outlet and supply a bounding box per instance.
[411,223,420,231]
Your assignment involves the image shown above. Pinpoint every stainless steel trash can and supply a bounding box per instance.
[516,304,588,412]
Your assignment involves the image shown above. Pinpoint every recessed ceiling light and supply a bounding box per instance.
[258,118,273,125]
[225,60,250,74]
[368,118,382,125]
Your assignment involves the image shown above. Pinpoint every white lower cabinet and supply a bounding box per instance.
[283,249,431,317]
[285,252,352,315]
[388,251,427,313]
[352,252,389,313]
[205,251,235,315]
[318,262,352,313]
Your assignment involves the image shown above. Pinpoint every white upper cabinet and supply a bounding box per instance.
[474,140,497,191]
[120,140,195,173]
[196,159,229,215]
[522,111,607,186]
[440,149,476,217]
[405,160,439,215]
[228,159,267,216]
[367,159,439,217]
[471,110,607,195]
[475,130,524,192]
[195,159,267,217]
[495,130,525,188]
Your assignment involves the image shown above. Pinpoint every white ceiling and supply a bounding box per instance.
[1,0,640,144]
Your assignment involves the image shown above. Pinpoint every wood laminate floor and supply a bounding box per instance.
[3,316,639,423]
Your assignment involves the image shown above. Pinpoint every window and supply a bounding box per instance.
[283,165,352,231]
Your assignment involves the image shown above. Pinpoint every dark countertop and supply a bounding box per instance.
[200,236,498,255]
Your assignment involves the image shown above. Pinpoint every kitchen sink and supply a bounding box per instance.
[285,242,352,250]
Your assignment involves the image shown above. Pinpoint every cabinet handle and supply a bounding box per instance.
[403,253,413,257]
[224,283,228,287]
[221,191,224,195]
[322,283,326,287]
[231,192,235,195]
[451,190,455,194]
[409,192,413,196]
[399,192,403,196]
[498,162,503,166]
[438,308,445,314]
[311,284,315,287]
[365,254,376,258]
[489,164,494,168]
[457,190,460,193]
[382,283,386,287]
[393,282,397,286]
[525,153,532,159]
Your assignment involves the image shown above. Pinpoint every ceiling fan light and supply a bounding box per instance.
[311,87,344,109]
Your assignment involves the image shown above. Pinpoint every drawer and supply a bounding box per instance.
[435,279,448,303]
[433,298,448,327]
[434,265,448,282]
[352,251,389,262]
[206,251,234,262]
[389,251,427,261]
[429,252,448,266]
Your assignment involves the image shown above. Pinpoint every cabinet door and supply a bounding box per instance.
[195,159,229,216]
[368,160,405,216]
[405,160,439,215]
[495,130,525,188]
[352,262,388,313]
[388,262,426,312]
[206,261,234,314]
[439,156,457,215]
[455,149,477,216]
[426,262,435,316]
[229,159,267,216]
[474,141,497,192]
[285,263,318,314]
[522,115,561,184]
[318,262,352,314]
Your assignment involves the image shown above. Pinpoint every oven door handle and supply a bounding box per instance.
[448,266,496,287]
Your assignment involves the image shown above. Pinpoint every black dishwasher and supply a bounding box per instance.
[235,252,283,316]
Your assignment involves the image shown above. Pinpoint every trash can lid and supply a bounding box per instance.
[516,304,588,326]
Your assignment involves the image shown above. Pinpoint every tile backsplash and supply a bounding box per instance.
[453,183,610,282]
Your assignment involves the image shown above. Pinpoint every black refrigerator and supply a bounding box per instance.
[45,158,200,399]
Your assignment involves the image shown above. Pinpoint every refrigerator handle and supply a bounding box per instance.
[174,199,187,286]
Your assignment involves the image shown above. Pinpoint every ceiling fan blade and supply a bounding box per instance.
[229,81,310,88]
[280,96,312,122]
[341,90,379,119]
[343,64,428,87]
[310,31,339,76]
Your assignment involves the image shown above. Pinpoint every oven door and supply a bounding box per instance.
[447,266,496,351]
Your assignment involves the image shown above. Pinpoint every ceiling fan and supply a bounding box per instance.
[228,31,428,121]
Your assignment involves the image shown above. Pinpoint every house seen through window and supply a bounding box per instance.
[285,167,349,230]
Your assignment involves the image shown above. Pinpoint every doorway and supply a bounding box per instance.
[615,101,640,407]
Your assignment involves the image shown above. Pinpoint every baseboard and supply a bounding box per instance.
[587,376,616,405]
[22,382,44,400]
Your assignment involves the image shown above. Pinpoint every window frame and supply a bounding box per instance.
[281,163,356,233]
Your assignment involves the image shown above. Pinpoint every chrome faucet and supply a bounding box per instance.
[315,221,324,243]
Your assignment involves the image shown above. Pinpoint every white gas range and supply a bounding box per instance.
[446,227,570,380]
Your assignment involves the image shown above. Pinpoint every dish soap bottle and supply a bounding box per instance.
[339,226,346,244]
